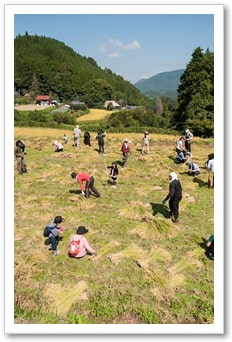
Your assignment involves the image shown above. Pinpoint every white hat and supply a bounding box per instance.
[185,129,190,133]
[76,125,79,128]
[124,138,128,142]
[169,172,178,181]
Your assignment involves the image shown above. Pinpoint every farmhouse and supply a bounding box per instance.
[35,95,51,106]
[104,100,121,110]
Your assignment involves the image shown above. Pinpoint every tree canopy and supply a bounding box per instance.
[173,47,214,137]
[14,34,147,106]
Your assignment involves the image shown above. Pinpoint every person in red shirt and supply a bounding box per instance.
[71,172,100,198]
[121,138,131,167]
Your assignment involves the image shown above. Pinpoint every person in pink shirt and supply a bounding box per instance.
[52,140,64,152]
[71,172,100,198]
[68,226,97,258]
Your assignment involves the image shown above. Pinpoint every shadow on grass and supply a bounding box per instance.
[150,202,170,218]
[116,160,123,167]
[44,236,63,246]
[69,189,81,194]
[193,176,208,187]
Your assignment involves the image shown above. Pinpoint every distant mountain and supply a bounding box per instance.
[134,69,185,99]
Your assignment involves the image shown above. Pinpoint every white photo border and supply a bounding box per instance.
[5,3,224,335]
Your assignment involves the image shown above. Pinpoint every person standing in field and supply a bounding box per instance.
[206,153,214,188]
[184,129,193,155]
[142,131,150,155]
[71,172,101,198]
[175,136,185,155]
[83,131,91,146]
[121,138,131,167]
[14,140,27,174]
[107,161,119,188]
[63,134,68,144]
[73,125,81,148]
[162,172,182,223]
[95,130,105,154]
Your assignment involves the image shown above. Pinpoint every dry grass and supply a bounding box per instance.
[43,281,89,315]
[77,108,115,122]
[13,127,214,324]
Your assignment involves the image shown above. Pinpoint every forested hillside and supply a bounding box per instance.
[14,35,214,137]
[14,33,148,107]
[134,69,184,99]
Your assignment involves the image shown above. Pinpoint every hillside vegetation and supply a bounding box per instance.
[134,69,185,99]
[14,36,214,137]
[14,127,214,324]
[14,33,148,107]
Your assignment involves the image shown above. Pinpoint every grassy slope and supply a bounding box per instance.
[14,127,214,324]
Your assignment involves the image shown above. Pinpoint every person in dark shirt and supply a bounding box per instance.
[107,161,119,188]
[83,131,91,146]
[162,172,182,223]
[206,234,214,260]
[95,130,105,153]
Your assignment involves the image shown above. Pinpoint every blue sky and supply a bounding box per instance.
[14,13,214,84]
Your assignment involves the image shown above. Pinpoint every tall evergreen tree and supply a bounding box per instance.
[173,47,214,137]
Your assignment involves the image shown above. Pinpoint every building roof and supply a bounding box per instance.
[35,95,51,101]
[104,100,120,108]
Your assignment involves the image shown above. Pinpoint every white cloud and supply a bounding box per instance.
[98,38,141,54]
[109,38,140,50]
[108,52,120,58]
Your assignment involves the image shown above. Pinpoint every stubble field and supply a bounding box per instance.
[13,126,214,325]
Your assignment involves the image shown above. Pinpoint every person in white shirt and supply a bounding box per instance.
[186,161,200,176]
[175,136,185,154]
[73,125,81,147]
[142,131,150,155]
[206,154,214,188]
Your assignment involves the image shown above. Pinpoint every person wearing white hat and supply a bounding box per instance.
[73,125,81,147]
[184,129,193,155]
[142,131,150,155]
[162,172,182,223]
[52,140,63,152]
